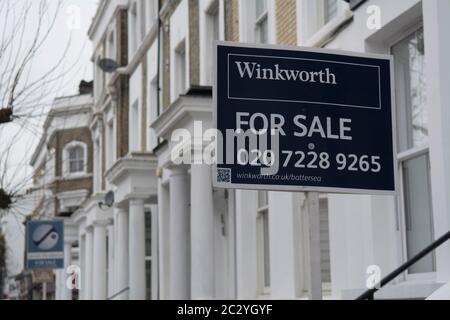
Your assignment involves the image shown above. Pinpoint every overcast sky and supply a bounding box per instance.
[1,0,98,277]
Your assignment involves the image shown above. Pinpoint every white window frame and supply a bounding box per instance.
[256,191,271,295]
[148,76,159,151]
[200,0,223,85]
[174,40,187,98]
[93,136,102,193]
[397,146,436,281]
[239,0,276,44]
[129,99,140,152]
[105,117,115,171]
[129,1,139,57]
[254,0,269,44]
[106,28,116,84]
[94,49,104,103]
[297,0,351,46]
[390,25,436,281]
[63,141,87,178]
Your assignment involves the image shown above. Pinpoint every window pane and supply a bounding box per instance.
[75,147,84,159]
[258,17,268,44]
[175,42,186,96]
[402,153,435,274]
[255,0,267,18]
[393,28,427,150]
[324,0,338,24]
[258,191,268,208]
[69,161,76,173]
[69,148,76,160]
[212,10,219,41]
[68,146,84,173]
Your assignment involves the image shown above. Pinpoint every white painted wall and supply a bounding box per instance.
[146,41,159,151]
[129,63,143,152]
[235,190,258,298]
[268,192,301,299]
[82,0,450,301]
[170,0,189,103]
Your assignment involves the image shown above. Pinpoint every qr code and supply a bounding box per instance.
[217,168,231,183]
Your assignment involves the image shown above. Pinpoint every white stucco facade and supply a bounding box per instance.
[53,0,450,300]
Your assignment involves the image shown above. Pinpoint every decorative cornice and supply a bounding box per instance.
[151,89,213,140]
[105,153,158,186]
[30,101,92,166]
[92,219,113,228]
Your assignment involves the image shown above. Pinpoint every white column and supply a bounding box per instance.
[423,0,450,283]
[61,241,73,300]
[150,204,159,300]
[59,269,64,300]
[55,270,61,300]
[85,227,94,300]
[190,164,214,299]
[116,207,129,299]
[129,198,146,300]
[107,223,115,299]
[78,233,86,300]
[169,167,190,299]
[306,192,322,300]
[158,183,170,300]
[92,221,108,300]
[113,208,119,295]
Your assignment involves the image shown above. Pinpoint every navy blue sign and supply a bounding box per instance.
[213,42,396,194]
[26,220,64,269]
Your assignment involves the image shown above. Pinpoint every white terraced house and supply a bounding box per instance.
[51,0,450,300]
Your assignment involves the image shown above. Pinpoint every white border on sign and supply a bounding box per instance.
[227,53,382,110]
[212,40,399,196]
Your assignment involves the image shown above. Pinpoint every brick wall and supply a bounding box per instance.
[225,0,239,41]
[162,19,171,110]
[117,9,128,66]
[276,0,297,46]
[189,0,200,86]
[116,74,130,158]
[114,9,130,158]
[49,127,93,177]
[141,56,148,151]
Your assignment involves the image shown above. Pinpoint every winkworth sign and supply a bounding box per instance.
[213,42,396,194]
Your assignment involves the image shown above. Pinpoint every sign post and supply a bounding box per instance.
[306,192,322,300]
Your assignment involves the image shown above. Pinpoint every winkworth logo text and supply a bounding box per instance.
[235,61,337,85]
